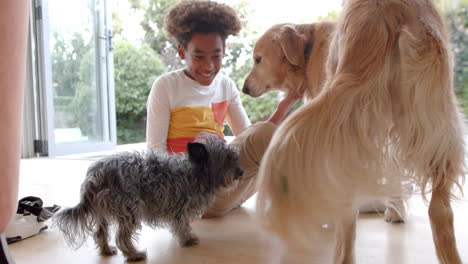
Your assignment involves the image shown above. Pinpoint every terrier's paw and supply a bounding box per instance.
[125,251,147,262]
[181,235,199,247]
[384,207,405,223]
[100,246,118,256]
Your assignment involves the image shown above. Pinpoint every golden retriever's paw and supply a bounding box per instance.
[384,207,405,223]
[385,198,407,223]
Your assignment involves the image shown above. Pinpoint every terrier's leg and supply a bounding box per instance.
[169,217,199,247]
[115,218,146,262]
[93,217,117,256]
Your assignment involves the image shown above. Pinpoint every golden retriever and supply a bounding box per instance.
[255,0,465,263]
[244,21,408,222]
[242,22,335,101]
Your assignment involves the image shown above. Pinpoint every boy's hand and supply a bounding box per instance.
[279,88,304,109]
[268,87,305,125]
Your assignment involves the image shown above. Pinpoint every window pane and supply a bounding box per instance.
[48,0,103,143]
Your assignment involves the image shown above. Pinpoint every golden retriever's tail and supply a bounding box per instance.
[394,5,466,262]
[392,3,466,201]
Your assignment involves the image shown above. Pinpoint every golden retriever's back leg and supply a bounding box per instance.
[429,181,462,264]
[333,209,359,264]
[395,20,464,264]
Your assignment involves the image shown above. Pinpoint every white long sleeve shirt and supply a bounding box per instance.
[146,69,251,153]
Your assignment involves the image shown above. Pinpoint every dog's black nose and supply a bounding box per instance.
[236,167,244,178]
[242,85,250,95]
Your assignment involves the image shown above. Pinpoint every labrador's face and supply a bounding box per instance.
[242,26,293,97]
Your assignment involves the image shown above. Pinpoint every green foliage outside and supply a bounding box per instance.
[121,0,282,139]
[223,1,281,134]
[128,0,183,71]
[51,32,87,126]
[111,0,468,142]
[447,3,468,113]
[67,49,100,138]
[50,0,468,145]
[51,31,102,140]
[113,40,167,144]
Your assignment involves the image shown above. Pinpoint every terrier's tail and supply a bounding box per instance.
[54,200,95,248]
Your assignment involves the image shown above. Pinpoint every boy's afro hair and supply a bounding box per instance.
[164,0,242,48]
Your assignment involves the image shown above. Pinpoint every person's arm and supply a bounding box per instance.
[146,78,171,152]
[225,81,251,136]
[267,89,303,125]
[0,1,30,233]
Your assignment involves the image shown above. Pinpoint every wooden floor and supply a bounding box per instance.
[7,157,468,264]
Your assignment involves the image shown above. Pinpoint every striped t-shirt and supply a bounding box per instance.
[146,69,251,154]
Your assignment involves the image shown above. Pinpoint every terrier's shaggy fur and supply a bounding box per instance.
[54,132,243,262]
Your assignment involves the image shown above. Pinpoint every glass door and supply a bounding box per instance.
[33,0,116,156]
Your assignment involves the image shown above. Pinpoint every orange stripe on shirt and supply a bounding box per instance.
[211,101,229,125]
[166,137,196,154]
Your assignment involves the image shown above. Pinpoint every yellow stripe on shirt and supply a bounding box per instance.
[167,106,224,139]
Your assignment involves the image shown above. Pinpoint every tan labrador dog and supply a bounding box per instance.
[242,22,335,101]
[256,0,465,263]
[243,22,407,223]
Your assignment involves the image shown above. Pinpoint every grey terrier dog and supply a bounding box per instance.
[54,132,243,262]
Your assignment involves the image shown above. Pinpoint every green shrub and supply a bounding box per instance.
[113,40,167,144]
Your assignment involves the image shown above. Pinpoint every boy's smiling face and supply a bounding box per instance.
[178,32,225,86]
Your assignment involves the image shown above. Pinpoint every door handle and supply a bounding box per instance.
[98,29,113,51]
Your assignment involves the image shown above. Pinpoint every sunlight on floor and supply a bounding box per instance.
[7,158,468,264]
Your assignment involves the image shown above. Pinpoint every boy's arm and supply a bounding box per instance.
[146,79,171,151]
[226,94,251,136]
[225,78,251,136]
[266,90,303,125]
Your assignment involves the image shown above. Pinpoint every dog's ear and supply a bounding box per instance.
[187,142,209,164]
[277,25,305,66]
